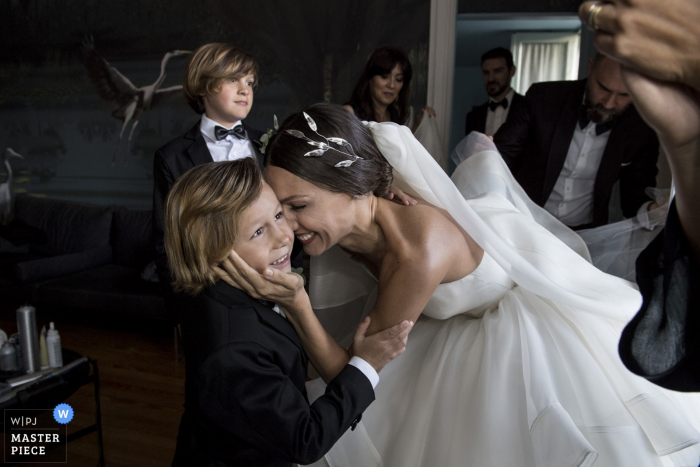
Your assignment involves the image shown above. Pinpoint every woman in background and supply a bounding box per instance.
[344,46,435,132]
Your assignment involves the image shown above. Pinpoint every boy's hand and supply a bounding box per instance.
[385,184,417,206]
[352,317,412,373]
[214,250,308,311]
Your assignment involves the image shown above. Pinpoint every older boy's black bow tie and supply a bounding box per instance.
[579,106,613,136]
[215,125,246,141]
[489,98,508,111]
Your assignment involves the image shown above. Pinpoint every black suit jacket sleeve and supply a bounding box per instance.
[618,133,659,218]
[199,343,375,465]
[153,147,175,280]
[493,90,535,173]
[465,103,487,136]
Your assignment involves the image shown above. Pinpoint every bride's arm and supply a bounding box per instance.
[364,216,480,336]
[284,297,411,381]
[215,253,412,382]
[364,249,446,336]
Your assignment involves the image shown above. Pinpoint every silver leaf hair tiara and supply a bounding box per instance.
[281,112,363,168]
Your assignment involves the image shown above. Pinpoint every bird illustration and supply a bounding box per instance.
[82,37,191,166]
[1,148,24,224]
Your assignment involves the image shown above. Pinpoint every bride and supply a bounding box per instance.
[220,102,700,466]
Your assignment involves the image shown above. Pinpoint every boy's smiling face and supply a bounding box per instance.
[202,73,255,127]
[233,182,293,275]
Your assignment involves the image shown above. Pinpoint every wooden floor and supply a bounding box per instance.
[0,305,185,467]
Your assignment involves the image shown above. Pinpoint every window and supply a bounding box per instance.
[510,32,581,94]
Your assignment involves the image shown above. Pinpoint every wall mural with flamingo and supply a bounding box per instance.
[0,0,429,213]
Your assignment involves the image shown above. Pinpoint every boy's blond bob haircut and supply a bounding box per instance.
[164,158,263,296]
[183,43,259,114]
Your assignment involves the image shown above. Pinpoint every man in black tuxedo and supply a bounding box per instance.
[153,43,269,285]
[494,53,659,229]
[465,47,526,137]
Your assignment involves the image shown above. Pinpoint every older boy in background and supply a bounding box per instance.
[153,43,267,286]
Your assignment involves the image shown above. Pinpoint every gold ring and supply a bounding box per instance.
[585,2,604,31]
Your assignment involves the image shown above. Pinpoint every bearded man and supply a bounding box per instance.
[494,53,659,229]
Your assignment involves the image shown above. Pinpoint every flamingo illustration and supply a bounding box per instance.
[82,37,191,166]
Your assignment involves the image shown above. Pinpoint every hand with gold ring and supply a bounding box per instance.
[578,0,700,92]
[583,1,604,31]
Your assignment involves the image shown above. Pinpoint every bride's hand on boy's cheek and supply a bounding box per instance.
[386,184,417,206]
[214,251,305,308]
[213,256,246,291]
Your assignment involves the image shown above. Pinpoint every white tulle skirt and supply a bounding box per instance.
[306,286,700,467]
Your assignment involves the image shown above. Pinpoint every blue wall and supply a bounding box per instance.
[449,14,582,163]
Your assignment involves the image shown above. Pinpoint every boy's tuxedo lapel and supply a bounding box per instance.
[185,122,214,168]
[252,302,309,369]
[209,282,308,368]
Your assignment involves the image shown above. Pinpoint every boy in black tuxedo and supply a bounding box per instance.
[153,43,268,285]
[164,159,412,467]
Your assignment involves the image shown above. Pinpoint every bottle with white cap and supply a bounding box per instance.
[46,322,63,368]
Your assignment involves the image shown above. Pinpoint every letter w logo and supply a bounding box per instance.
[58,410,69,418]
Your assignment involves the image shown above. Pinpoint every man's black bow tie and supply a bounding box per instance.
[215,125,246,141]
[489,98,508,111]
[579,106,613,136]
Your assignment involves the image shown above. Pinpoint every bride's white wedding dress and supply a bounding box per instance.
[303,124,700,467]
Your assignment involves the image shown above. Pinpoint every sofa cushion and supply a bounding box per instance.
[14,245,112,283]
[0,237,29,254]
[35,264,166,320]
[13,195,113,256]
[0,219,47,248]
[0,252,46,302]
[112,208,153,268]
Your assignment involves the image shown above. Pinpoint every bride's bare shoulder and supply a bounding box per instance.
[377,197,483,282]
[379,198,465,254]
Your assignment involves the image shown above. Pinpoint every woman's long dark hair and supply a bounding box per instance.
[347,47,412,125]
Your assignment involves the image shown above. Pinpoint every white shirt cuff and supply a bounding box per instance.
[348,356,379,389]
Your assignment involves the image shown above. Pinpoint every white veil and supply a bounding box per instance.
[309,123,641,342]
[452,132,670,282]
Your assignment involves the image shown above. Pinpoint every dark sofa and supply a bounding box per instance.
[0,194,165,320]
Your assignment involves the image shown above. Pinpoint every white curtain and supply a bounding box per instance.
[511,32,580,94]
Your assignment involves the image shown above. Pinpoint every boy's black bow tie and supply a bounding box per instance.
[489,98,508,111]
[579,106,614,136]
[215,125,246,141]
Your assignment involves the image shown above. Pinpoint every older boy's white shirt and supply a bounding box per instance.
[200,114,256,162]
[272,304,379,389]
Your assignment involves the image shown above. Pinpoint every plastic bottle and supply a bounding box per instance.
[0,341,17,372]
[39,326,49,370]
[46,322,63,368]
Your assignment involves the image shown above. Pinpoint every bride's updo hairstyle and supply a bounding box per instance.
[265,102,393,198]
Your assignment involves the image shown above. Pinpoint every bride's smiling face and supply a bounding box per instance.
[265,165,358,256]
